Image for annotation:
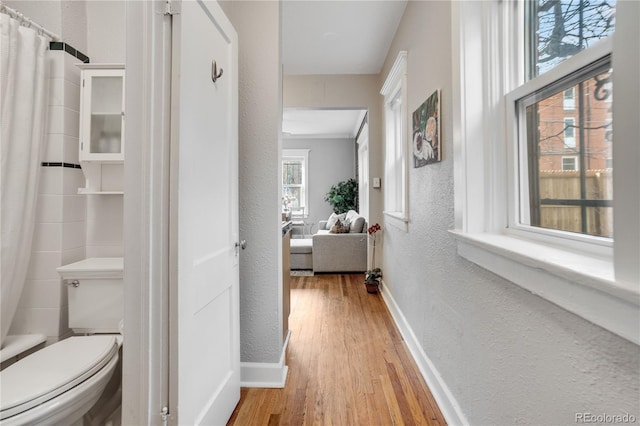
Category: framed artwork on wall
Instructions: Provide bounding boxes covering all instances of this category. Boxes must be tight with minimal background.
[412,89,441,167]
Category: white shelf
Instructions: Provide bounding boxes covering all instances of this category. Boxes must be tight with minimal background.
[78,189,124,195]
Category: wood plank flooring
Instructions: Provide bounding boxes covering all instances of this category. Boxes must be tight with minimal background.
[227,274,447,426]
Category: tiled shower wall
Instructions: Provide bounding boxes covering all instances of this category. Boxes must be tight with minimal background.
[9,48,87,343]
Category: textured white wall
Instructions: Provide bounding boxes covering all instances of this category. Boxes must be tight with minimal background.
[379,2,640,424]
[282,137,356,230]
[220,0,283,363]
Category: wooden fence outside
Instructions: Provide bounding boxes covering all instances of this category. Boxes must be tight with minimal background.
[537,170,613,238]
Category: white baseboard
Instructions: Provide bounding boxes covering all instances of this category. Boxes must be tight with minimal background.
[240,330,290,388]
[380,281,468,426]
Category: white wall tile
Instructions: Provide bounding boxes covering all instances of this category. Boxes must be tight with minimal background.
[39,166,63,195]
[63,195,87,222]
[63,54,82,84]
[65,80,81,112]
[64,136,80,164]
[32,223,63,252]
[63,168,84,195]
[18,280,63,309]
[86,245,124,258]
[27,251,62,280]
[47,105,65,135]
[62,221,86,250]
[44,134,64,163]
[61,247,85,266]
[8,308,29,335]
[30,308,61,337]
[36,195,63,223]
[48,52,65,79]
[63,108,79,138]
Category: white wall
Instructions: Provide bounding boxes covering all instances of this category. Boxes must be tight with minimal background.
[379,2,640,424]
[282,137,356,231]
[219,0,284,364]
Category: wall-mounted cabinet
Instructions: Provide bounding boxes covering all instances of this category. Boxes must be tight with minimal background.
[77,64,125,194]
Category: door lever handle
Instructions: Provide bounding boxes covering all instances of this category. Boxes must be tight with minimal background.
[235,240,247,250]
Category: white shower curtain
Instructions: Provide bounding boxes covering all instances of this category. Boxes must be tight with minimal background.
[0,13,49,347]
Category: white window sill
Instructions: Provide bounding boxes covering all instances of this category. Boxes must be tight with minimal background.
[383,211,408,232]
[449,230,640,345]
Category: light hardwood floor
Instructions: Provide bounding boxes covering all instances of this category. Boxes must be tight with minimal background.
[227,273,447,426]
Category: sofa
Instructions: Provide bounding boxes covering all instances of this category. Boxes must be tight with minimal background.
[312,210,367,273]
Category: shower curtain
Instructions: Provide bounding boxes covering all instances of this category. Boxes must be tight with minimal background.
[0,13,49,347]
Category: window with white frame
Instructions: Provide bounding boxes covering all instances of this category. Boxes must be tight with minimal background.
[380,51,408,227]
[563,87,575,110]
[282,149,309,216]
[451,0,639,344]
[561,156,578,171]
[513,0,615,239]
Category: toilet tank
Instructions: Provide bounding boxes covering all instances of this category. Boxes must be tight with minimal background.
[56,258,123,334]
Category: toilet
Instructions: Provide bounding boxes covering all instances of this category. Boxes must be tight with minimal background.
[0,257,123,426]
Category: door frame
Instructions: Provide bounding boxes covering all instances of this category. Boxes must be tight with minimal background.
[123,0,172,424]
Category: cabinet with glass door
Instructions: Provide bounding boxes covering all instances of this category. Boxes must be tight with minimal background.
[77,64,125,194]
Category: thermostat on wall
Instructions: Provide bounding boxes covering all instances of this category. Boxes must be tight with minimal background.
[372,177,381,188]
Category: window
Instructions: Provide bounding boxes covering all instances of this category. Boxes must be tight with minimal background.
[563,117,576,148]
[563,87,575,110]
[380,51,408,228]
[514,0,615,239]
[282,149,309,216]
[561,156,578,171]
[451,0,639,344]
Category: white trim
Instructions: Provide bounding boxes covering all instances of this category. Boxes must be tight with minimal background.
[123,1,169,424]
[240,331,290,388]
[380,281,468,426]
[381,51,409,228]
[451,230,640,345]
[381,51,407,96]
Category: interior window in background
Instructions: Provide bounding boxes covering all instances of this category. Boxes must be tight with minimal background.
[282,149,309,216]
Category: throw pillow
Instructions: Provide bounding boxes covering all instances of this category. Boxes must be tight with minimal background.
[326,212,346,230]
[330,218,350,234]
[350,216,366,233]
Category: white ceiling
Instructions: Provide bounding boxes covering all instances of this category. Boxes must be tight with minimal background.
[282,0,408,75]
[282,1,406,138]
[283,109,366,139]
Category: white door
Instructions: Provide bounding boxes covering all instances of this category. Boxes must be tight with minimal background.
[170,1,239,424]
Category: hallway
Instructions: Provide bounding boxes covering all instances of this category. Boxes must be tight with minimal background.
[228,274,446,425]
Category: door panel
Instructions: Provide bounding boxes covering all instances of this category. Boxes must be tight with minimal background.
[170,1,239,424]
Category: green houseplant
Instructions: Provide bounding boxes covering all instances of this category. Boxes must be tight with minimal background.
[324,179,358,214]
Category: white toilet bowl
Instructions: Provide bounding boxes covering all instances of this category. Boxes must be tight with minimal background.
[0,335,121,426]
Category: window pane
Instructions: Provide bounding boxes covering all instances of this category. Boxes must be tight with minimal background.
[522,65,613,237]
[283,160,303,185]
[527,0,616,78]
[283,186,301,208]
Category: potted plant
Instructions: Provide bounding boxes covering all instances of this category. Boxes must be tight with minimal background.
[324,178,358,214]
[365,267,382,294]
[364,223,382,293]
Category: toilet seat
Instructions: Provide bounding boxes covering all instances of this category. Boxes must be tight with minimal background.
[0,335,118,420]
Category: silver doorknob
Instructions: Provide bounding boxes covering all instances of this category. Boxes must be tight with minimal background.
[235,240,247,250]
